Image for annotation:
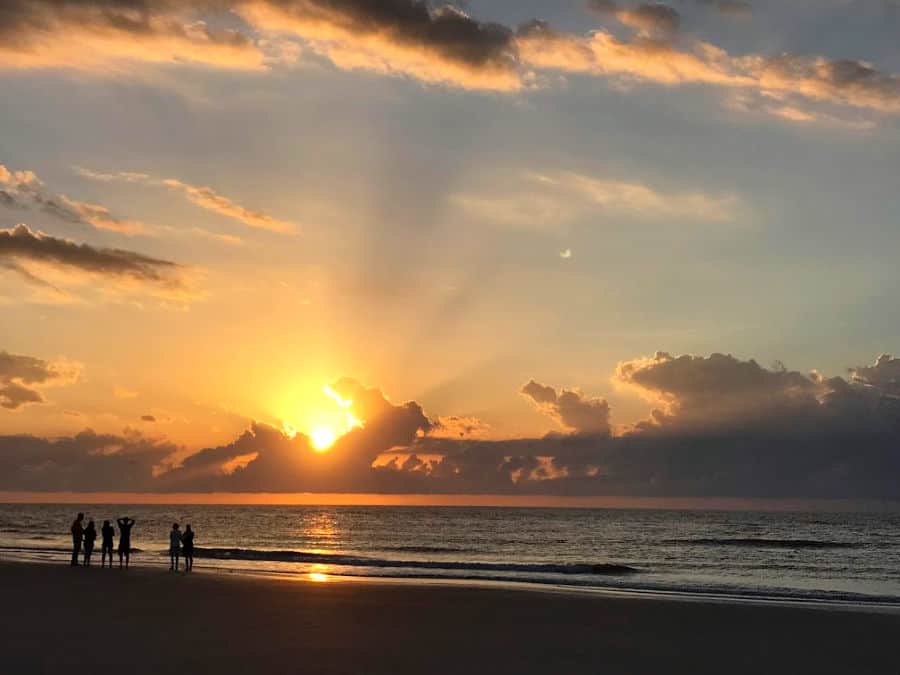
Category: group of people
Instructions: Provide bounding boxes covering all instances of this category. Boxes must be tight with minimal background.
[70,513,134,568]
[69,513,195,572]
[169,522,195,572]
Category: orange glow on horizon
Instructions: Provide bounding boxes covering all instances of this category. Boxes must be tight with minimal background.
[0,491,892,512]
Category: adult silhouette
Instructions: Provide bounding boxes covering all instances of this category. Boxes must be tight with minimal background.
[83,520,97,567]
[169,523,181,571]
[182,524,194,572]
[100,520,115,568]
[117,517,135,569]
[70,513,84,566]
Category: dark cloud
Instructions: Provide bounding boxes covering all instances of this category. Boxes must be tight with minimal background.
[141,414,156,422]
[613,352,821,431]
[0,429,176,491]
[850,353,900,396]
[0,224,182,288]
[237,0,522,89]
[384,352,900,499]
[430,415,491,439]
[521,380,611,435]
[0,0,521,89]
[5,354,900,499]
[156,378,432,491]
[0,350,77,410]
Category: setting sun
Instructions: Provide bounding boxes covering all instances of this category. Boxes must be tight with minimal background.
[310,427,337,452]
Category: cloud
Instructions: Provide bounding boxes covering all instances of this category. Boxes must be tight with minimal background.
[453,169,739,228]
[141,415,157,422]
[430,415,492,439]
[1,164,147,235]
[156,378,432,491]
[0,0,523,89]
[0,429,177,490]
[695,0,752,20]
[1,2,897,123]
[5,353,900,499]
[588,2,682,39]
[613,351,824,429]
[75,167,297,234]
[0,350,80,411]
[0,224,188,300]
[0,0,265,73]
[849,353,900,396]
[516,20,900,121]
[521,380,612,435]
[235,0,523,91]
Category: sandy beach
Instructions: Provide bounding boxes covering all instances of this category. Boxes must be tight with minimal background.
[1,562,897,674]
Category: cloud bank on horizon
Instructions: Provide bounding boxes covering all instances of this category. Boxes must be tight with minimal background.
[3,350,900,500]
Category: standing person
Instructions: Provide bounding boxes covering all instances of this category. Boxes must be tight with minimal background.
[117,517,135,569]
[82,520,97,567]
[181,524,194,572]
[169,523,181,571]
[100,520,115,568]
[70,513,84,566]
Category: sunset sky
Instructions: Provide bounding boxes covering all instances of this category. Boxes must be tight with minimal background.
[3,0,900,501]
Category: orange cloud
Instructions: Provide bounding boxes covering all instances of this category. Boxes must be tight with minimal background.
[0,1,265,73]
[517,22,900,121]
[1,164,149,235]
[76,167,297,235]
[235,1,523,91]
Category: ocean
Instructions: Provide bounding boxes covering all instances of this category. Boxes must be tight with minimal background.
[2,504,899,605]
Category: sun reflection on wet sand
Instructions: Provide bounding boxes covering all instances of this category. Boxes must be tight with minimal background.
[309,563,330,582]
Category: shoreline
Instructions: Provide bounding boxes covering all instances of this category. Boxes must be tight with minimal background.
[4,555,900,616]
[2,560,898,674]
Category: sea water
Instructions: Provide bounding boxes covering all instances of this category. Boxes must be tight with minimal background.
[1,504,899,604]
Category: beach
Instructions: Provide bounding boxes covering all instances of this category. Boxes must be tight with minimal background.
[1,562,897,674]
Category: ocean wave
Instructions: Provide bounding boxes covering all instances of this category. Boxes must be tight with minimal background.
[191,547,639,576]
[380,545,471,554]
[0,545,142,554]
[673,538,858,549]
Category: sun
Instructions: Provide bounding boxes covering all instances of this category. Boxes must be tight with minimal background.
[310,426,337,452]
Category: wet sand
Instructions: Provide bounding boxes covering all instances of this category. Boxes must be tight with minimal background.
[1,561,897,674]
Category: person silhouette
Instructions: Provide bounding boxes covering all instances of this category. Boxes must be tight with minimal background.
[100,520,115,568]
[181,524,194,572]
[83,520,97,567]
[169,523,181,571]
[117,517,135,569]
[70,513,84,566]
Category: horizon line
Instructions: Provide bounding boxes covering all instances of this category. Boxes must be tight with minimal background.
[1,492,899,512]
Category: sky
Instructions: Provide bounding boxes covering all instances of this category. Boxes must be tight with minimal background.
[2,0,900,502]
